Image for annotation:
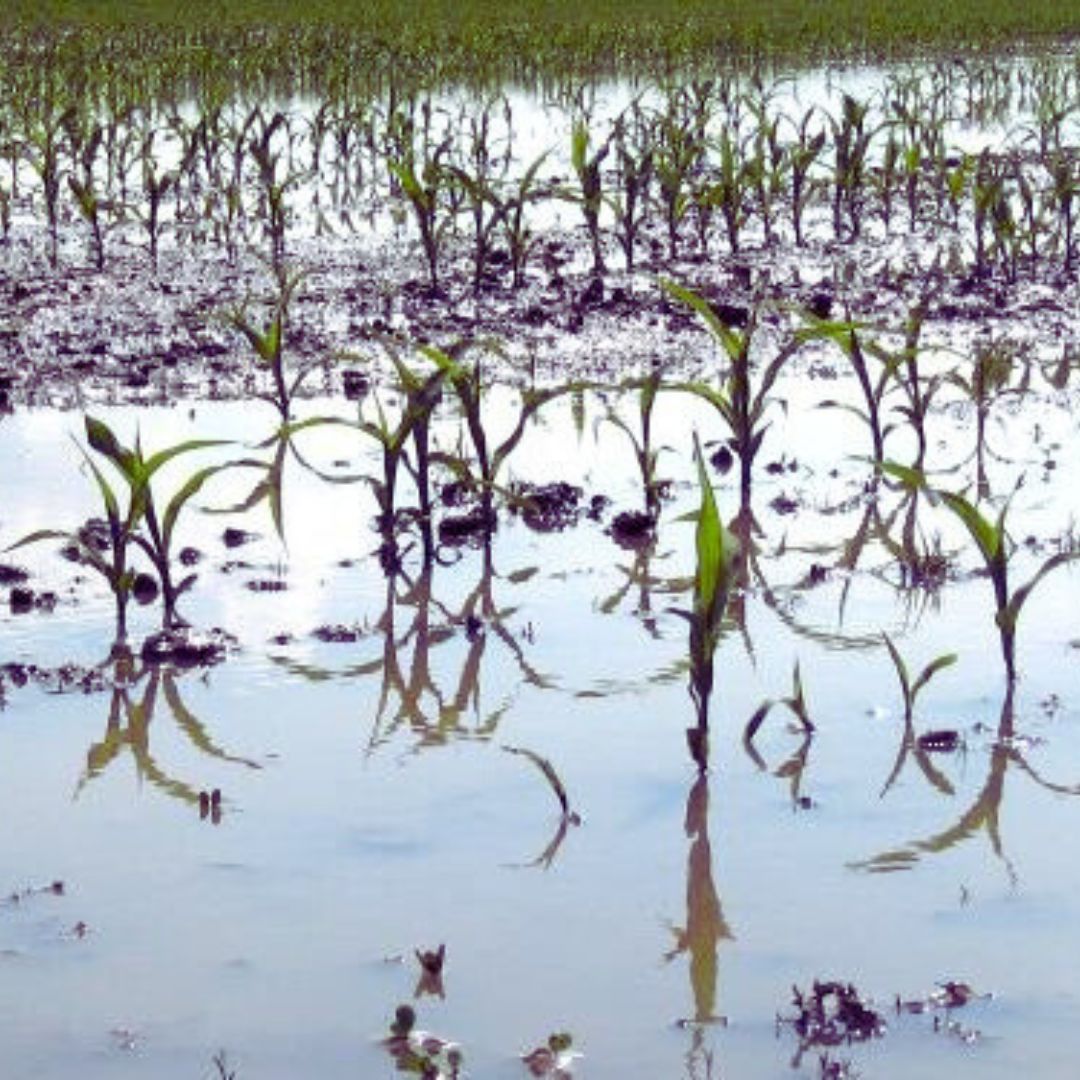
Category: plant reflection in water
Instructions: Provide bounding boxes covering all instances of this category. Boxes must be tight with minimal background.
[77,653,262,814]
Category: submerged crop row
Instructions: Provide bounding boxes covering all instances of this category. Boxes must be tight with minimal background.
[4,275,1077,774]
[3,63,1080,299]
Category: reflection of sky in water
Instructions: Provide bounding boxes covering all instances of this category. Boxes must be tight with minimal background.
[0,360,1079,1076]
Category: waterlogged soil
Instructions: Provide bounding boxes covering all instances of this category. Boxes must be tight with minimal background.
[1,194,1077,414]
[1,71,1079,413]
[2,77,1080,1080]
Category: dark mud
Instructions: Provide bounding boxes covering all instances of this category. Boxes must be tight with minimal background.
[1,188,1077,413]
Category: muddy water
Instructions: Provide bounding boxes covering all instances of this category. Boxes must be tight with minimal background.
[1,375,1079,1079]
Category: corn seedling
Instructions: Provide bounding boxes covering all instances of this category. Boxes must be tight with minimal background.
[568,117,610,278]
[786,109,826,247]
[673,433,741,770]
[829,93,878,240]
[388,107,454,294]
[881,296,944,471]
[63,111,112,270]
[351,345,449,558]
[608,101,654,273]
[19,100,73,267]
[945,337,1027,498]
[665,280,800,512]
[744,93,787,247]
[248,110,305,272]
[135,128,175,270]
[496,148,551,289]
[884,462,1078,683]
[446,99,513,295]
[798,311,897,471]
[702,123,751,255]
[604,366,667,522]
[1047,151,1078,274]
[227,266,323,423]
[422,343,577,526]
[653,92,706,260]
[9,417,225,650]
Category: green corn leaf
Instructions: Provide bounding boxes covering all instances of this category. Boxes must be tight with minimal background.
[817,400,873,428]
[7,529,112,582]
[661,278,742,361]
[76,443,123,531]
[6,527,74,552]
[570,121,588,176]
[161,462,233,551]
[142,438,229,481]
[999,551,1078,635]
[85,416,136,477]
[880,460,927,492]
[691,432,738,632]
[936,490,1003,568]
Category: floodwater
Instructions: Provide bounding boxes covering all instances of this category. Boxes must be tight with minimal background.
[2,368,1079,1077]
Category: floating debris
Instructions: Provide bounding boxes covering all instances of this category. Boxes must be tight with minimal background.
[916,729,961,753]
[779,980,885,1070]
[2,880,65,908]
[521,1031,580,1077]
[140,626,236,667]
[382,1003,463,1078]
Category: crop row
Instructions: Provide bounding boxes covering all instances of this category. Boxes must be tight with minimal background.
[3,5,1080,102]
[3,64,1080,292]
[6,276,1077,733]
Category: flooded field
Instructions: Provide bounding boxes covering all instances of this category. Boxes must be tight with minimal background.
[3,361,1080,1078]
[2,48,1080,1080]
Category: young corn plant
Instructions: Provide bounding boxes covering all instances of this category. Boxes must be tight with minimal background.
[20,101,74,267]
[653,101,703,260]
[248,110,305,273]
[86,417,232,629]
[745,96,787,247]
[135,128,175,270]
[883,463,1078,683]
[63,112,112,271]
[446,98,514,295]
[497,148,551,289]
[360,342,449,557]
[1047,152,1078,275]
[829,93,878,241]
[702,124,751,255]
[9,417,224,651]
[797,311,897,471]
[877,295,944,472]
[388,109,455,294]
[604,366,667,522]
[568,118,611,278]
[226,267,322,423]
[786,110,826,247]
[422,343,577,528]
[608,103,654,273]
[674,433,741,771]
[946,337,1027,499]
[664,280,801,513]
